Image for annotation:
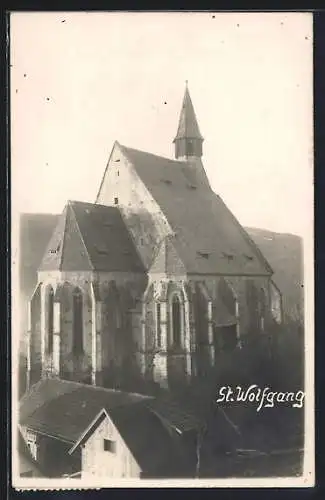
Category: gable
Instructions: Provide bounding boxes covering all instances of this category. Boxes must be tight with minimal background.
[39,200,145,273]
[71,201,145,273]
[60,203,93,271]
[96,142,173,270]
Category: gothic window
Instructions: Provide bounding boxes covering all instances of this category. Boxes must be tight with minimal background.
[270,282,282,324]
[47,286,54,354]
[115,306,122,329]
[72,288,83,354]
[246,280,260,332]
[218,278,236,316]
[219,325,238,352]
[156,302,161,348]
[171,295,182,348]
[259,288,267,331]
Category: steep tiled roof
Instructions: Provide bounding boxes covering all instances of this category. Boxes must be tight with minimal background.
[39,201,145,273]
[19,380,191,477]
[174,86,203,141]
[148,393,203,433]
[20,379,150,444]
[119,144,273,276]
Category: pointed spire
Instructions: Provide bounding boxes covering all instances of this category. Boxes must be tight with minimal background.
[174,83,203,142]
[173,83,204,160]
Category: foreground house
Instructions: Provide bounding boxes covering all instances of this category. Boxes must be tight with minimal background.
[19,379,203,478]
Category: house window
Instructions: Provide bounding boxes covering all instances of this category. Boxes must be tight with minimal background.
[26,431,38,461]
[47,286,54,353]
[72,288,83,354]
[156,303,161,348]
[114,197,118,205]
[171,295,182,348]
[103,439,116,453]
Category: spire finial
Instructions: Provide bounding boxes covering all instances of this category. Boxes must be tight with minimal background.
[185,79,188,87]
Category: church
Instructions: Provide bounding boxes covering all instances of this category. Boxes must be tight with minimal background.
[26,83,282,394]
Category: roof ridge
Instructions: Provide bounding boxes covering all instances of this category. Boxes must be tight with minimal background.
[21,379,151,425]
[38,378,152,399]
[119,143,187,165]
[68,200,124,213]
[95,140,119,203]
[58,203,69,271]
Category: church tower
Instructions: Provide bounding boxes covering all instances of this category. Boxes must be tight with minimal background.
[173,82,204,160]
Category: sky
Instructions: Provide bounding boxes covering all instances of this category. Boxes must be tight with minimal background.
[10,12,313,237]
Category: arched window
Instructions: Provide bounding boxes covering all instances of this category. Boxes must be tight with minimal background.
[47,286,54,353]
[156,303,161,348]
[246,280,260,332]
[72,288,83,354]
[259,288,267,331]
[171,295,182,348]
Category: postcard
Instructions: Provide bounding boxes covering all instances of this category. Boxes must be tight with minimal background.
[10,11,314,489]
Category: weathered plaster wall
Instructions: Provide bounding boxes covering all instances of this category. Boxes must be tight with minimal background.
[81,414,141,479]
[96,144,173,269]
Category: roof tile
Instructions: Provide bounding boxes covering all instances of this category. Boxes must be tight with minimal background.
[39,201,145,273]
[119,144,272,276]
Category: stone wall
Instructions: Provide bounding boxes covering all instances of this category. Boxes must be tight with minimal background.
[96,143,173,269]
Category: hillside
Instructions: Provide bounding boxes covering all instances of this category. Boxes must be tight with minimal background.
[20,213,59,298]
[246,227,303,322]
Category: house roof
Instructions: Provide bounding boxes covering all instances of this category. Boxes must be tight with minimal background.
[19,380,192,477]
[39,201,145,273]
[148,393,203,434]
[174,85,203,141]
[118,144,273,276]
[19,379,149,444]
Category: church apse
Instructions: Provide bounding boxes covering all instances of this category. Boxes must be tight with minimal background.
[141,280,194,390]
